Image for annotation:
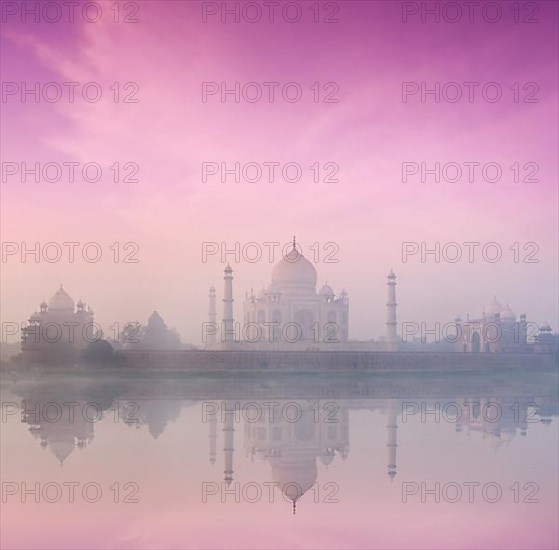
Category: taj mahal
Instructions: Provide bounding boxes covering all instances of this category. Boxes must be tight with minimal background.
[203,239,554,355]
[205,239,398,351]
[17,238,556,362]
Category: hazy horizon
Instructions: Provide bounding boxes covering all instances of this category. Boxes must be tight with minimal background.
[2,2,557,347]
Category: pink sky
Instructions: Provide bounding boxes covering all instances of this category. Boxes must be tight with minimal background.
[1,1,558,344]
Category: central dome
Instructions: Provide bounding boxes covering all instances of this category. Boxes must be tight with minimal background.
[48,285,75,312]
[272,248,317,289]
[485,296,503,317]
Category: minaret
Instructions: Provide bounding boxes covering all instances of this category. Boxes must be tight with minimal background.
[222,265,235,347]
[386,270,398,351]
[223,406,235,486]
[209,414,217,465]
[386,401,398,482]
[208,285,217,346]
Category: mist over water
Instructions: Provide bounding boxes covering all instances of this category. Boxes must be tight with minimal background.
[1,371,558,549]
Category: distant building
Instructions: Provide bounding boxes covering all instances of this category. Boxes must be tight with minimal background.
[455,297,531,353]
[21,285,97,362]
[124,311,182,350]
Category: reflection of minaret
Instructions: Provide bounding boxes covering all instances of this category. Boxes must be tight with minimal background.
[223,406,235,486]
[208,285,217,347]
[223,265,235,347]
[209,414,217,465]
[386,270,398,351]
[386,401,398,481]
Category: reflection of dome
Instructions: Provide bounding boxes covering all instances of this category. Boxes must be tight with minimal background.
[485,296,503,317]
[270,458,318,511]
[49,285,75,312]
[48,435,76,464]
[500,304,516,322]
[272,248,317,289]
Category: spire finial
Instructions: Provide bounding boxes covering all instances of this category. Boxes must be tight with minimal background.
[292,236,296,250]
[293,500,296,515]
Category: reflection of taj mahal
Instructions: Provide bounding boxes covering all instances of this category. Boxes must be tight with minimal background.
[205,397,552,512]
[13,375,556,514]
[242,402,349,512]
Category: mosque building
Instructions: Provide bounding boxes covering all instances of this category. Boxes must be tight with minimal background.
[21,285,97,362]
[454,297,530,353]
[243,241,349,345]
[208,239,399,351]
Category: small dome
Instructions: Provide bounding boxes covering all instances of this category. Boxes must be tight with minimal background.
[48,285,74,312]
[500,304,516,322]
[272,247,317,290]
[76,299,84,309]
[29,311,41,321]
